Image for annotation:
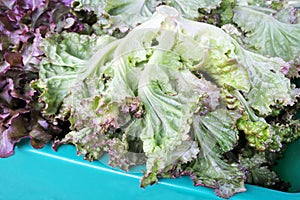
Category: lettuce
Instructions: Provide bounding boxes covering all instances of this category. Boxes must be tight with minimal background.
[184,109,245,198]
[165,0,222,18]
[0,0,299,198]
[71,0,224,35]
[36,32,116,114]
[35,5,300,198]
[233,6,300,62]
[0,0,73,158]
[71,0,158,35]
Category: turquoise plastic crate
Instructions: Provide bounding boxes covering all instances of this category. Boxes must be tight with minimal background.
[0,138,299,200]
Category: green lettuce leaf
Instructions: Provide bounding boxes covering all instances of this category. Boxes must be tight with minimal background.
[176,12,297,115]
[237,114,271,151]
[36,32,115,114]
[184,24,250,92]
[235,50,297,115]
[185,109,245,199]
[233,6,300,61]
[166,0,222,19]
[197,0,236,26]
[138,64,219,185]
[71,0,224,35]
[72,0,157,34]
[239,151,280,188]
[53,127,108,161]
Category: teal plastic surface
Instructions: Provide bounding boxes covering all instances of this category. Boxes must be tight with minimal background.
[274,138,300,193]
[0,139,299,200]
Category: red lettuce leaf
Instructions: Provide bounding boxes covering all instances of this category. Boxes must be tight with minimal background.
[0,0,76,157]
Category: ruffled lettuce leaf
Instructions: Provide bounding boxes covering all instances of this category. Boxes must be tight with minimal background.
[35,32,116,114]
[166,0,222,19]
[267,99,300,144]
[53,127,108,161]
[183,23,250,92]
[138,64,219,185]
[0,74,62,157]
[236,50,298,115]
[0,114,28,157]
[72,0,157,34]
[185,109,245,199]
[197,0,236,26]
[175,12,297,116]
[233,6,300,61]
[237,144,291,192]
[237,113,273,151]
[274,6,300,24]
[71,0,223,35]
[239,150,281,188]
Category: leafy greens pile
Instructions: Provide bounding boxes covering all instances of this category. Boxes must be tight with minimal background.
[1,0,300,199]
[0,0,77,158]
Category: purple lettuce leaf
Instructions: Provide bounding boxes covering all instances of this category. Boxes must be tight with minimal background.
[0,66,64,157]
[0,113,28,157]
[0,0,78,158]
